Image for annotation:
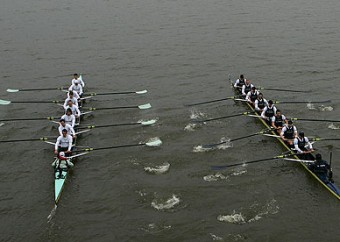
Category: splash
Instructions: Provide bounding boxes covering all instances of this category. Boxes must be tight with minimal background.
[190,110,206,120]
[145,137,162,146]
[217,138,232,150]
[140,223,172,234]
[151,194,180,210]
[318,105,333,112]
[306,103,316,110]
[328,123,340,130]
[218,199,279,224]
[193,137,232,152]
[203,172,229,182]
[184,123,198,131]
[209,233,223,241]
[144,162,170,174]
[193,145,213,152]
[0,123,4,127]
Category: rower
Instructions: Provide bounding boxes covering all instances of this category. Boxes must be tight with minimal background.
[261,100,277,125]
[293,131,314,160]
[64,100,81,118]
[61,108,76,128]
[72,73,85,88]
[245,86,259,105]
[309,153,333,183]
[271,109,287,133]
[63,91,79,109]
[58,119,76,139]
[54,129,73,156]
[234,74,246,88]
[67,89,80,100]
[254,93,268,113]
[69,80,83,97]
[241,79,254,97]
[52,151,74,179]
[280,120,297,147]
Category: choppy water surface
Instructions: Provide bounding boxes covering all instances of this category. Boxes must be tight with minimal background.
[1,0,340,241]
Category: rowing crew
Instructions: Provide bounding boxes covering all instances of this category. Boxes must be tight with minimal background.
[234,74,333,182]
[53,74,85,174]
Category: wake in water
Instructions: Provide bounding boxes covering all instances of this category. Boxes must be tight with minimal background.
[151,194,180,211]
[217,199,279,224]
[307,103,333,111]
[140,223,172,234]
[144,162,170,174]
[47,205,57,223]
[185,110,208,131]
[328,123,340,130]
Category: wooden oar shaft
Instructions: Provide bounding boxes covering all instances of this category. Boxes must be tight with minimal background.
[78,122,140,129]
[195,112,248,122]
[79,143,144,151]
[292,118,340,123]
[186,97,234,107]
[11,100,61,104]
[212,157,278,170]
[89,106,139,111]
[0,117,54,121]
[0,137,50,143]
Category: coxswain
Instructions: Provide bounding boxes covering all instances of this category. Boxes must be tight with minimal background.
[61,108,76,128]
[234,74,246,88]
[293,131,314,160]
[64,100,81,118]
[271,109,287,133]
[245,86,259,105]
[309,153,333,183]
[254,93,268,113]
[58,119,76,139]
[54,129,73,155]
[52,151,74,179]
[72,73,85,87]
[241,79,254,97]
[63,90,79,109]
[280,120,297,147]
[261,100,277,124]
[69,80,83,97]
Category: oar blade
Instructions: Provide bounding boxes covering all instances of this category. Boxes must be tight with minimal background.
[136,90,148,94]
[6,89,19,93]
[145,138,162,147]
[0,99,11,105]
[140,119,157,125]
[138,103,152,110]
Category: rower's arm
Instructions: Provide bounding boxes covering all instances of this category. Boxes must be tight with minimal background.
[293,138,303,153]
[55,137,60,152]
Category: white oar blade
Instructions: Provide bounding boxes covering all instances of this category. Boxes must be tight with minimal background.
[145,138,162,147]
[138,103,152,110]
[136,89,147,94]
[81,111,93,116]
[140,119,157,125]
[7,89,19,93]
[44,141,56,145]
[76,130,91,135]
[69,152,88,159]
[0,99,11,105]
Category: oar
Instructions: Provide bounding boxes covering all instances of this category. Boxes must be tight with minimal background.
[211,155,285,170]
[192,112,252,123]
[185,97,236,107]
[290,117,340,123]
[77,119,157,130]
[0,116,55,122]
[6,87,66,93]
[76,138,163,152]
[310,137,340,141]
[0,99,62,105]
[84,103,152,111]
[202,129,272,149]
[257,87,307,93]
[86,90,147,96]
[0,137,51,143]
[274,100,331,104]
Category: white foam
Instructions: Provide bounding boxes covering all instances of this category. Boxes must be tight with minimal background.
[209,233,223,241]
[184,123,197,131]
[0,123,4,127]
[203,173,229,182]
[151,194,180,210]
[328,123,340,130]
[144,162,170,174]
[192,145,213,152]
[217,211,246,224]
[190,110,206,120]
[318,105,333,112]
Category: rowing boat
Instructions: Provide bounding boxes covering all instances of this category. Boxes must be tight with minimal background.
[232,82,340,200]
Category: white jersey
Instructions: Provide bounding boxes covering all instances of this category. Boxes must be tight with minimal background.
[246,90,260,102]
[281,125,297,138]
[72,76,85,87]
[64,105,81,118]
[234,78,246,88]
[61,114,76,127]
[55,135,73,152]
[63,97,78,109]
[294,137,313,154]
[242,84,254,96]
[58,123,75,136]
[69,84,83,96]
[271,114,287,123]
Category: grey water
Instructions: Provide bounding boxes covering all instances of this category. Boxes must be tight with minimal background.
[1,0,340,241]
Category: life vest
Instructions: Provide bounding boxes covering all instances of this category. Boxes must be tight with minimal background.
[274,115,284,127]
[257,99,266,109]
[297,137,306,150]
[244,84,252,94]
[237,79,245,87]
[284,126,295,139]
[265,106,275,118]
[250,91,258,102]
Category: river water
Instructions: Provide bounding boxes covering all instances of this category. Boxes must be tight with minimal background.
[1,0,340,241]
